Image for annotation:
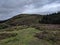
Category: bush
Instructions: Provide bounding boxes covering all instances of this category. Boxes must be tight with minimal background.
[0,24,9,29]
[35,31,60,42]
[0,33,17,40]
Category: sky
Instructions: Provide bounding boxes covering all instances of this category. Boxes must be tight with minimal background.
[0,0,60,20]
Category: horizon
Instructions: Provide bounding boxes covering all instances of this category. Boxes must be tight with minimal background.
[0,12,60,21]
[0,0,60,20]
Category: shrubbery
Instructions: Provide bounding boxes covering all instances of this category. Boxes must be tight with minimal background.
[35,31,60,42]
[0,24,9,29]
[40,12,60,24]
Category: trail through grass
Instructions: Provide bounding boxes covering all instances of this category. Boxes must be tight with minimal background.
[0,27,52,45]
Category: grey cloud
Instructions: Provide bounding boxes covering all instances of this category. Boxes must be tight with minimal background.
[0,0,60,20]
[22,3,60,14]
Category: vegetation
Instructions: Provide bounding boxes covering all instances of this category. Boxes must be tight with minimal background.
[40,12,60,24]
[0,13,60,45]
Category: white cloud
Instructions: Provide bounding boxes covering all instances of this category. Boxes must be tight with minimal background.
[22,3,60,14]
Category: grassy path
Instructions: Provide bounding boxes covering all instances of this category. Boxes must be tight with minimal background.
[0,28,52,45]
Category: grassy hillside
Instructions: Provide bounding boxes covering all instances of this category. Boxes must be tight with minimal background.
[0,14,60,45]
[0,13,60,29]
[0,26,60,45]
[0,14,43,29]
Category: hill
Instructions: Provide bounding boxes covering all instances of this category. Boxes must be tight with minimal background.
[0,13,60,45]
[0,13,60,29]
[0,14,43,29]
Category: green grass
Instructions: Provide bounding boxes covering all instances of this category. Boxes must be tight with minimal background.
[0,27,52,45]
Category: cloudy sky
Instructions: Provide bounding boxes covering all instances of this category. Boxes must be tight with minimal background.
[0,0,60,20]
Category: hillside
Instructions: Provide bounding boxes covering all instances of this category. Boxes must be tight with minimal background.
[0,14,60,45]
[0,13,60,29]
[0,26,60,45]
[0,14,43,29]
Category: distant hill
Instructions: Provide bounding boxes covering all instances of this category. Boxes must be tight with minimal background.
[0,12,60,29]
[0,14,43,29]
[3,14,43,25]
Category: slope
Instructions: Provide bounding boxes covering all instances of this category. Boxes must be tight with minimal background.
[0,26,55,45]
